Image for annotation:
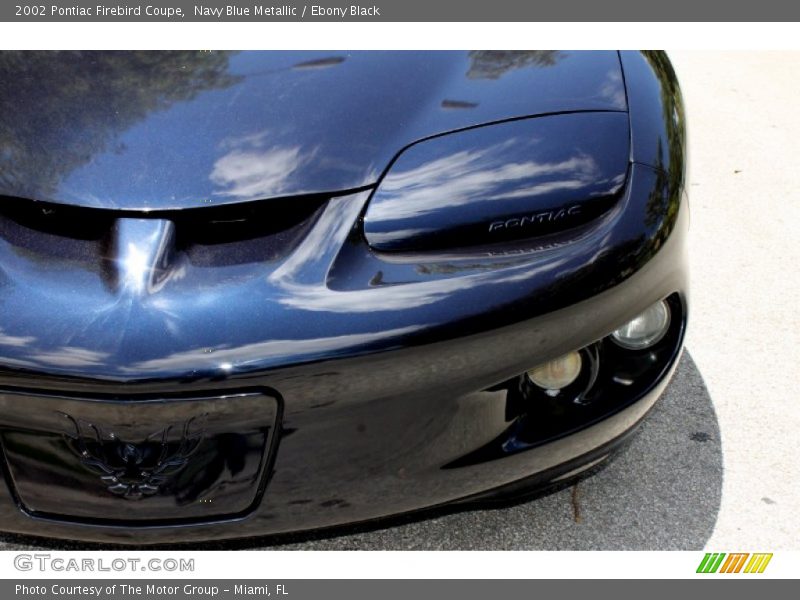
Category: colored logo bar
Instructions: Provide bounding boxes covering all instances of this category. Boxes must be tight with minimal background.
[697,553,773,573]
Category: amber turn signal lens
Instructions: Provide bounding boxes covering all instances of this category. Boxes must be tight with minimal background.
[527,351,583,390]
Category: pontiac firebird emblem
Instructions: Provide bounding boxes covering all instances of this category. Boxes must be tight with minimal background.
[60,413,206,499]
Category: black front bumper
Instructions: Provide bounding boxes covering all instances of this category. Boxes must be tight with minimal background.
[0,156,688,543]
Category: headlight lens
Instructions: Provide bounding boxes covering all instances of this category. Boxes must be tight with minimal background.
[611,300,671,350]
[362,112,630,252]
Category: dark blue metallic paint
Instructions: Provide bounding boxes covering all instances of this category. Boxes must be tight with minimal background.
[620,50,687,187]
[0,51,626,210]
[0,51,688,545]
[363,111,630,251]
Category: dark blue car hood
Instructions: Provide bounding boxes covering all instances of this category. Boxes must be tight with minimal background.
[0,51,626,211]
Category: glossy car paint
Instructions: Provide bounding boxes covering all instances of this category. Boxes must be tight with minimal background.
[363,112,630,252]
[0,51,688,544]
[0,51,626,210]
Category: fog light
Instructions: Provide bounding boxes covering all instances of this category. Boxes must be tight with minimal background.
[527,351,583,390]
[611,300,671,350]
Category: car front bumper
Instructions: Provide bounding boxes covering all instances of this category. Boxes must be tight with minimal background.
[0,158,688,544]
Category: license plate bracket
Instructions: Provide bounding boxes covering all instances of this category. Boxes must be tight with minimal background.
[0,389,280,524]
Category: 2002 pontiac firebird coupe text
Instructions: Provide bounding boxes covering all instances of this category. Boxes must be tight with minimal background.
[0,50,687,544]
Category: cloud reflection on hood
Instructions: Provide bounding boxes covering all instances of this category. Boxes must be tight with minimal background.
[368,142,601,222]
[210,130,317,199]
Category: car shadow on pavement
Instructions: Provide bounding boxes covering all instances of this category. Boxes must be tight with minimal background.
[0,351,721,551]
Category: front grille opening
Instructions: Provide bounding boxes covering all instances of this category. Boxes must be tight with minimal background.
[173,195,327,267]
[0,194,329,269]
[0,196,113,265]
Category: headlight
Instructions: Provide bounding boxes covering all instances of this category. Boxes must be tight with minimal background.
[362,112,630,252]
[611,300,671,350]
